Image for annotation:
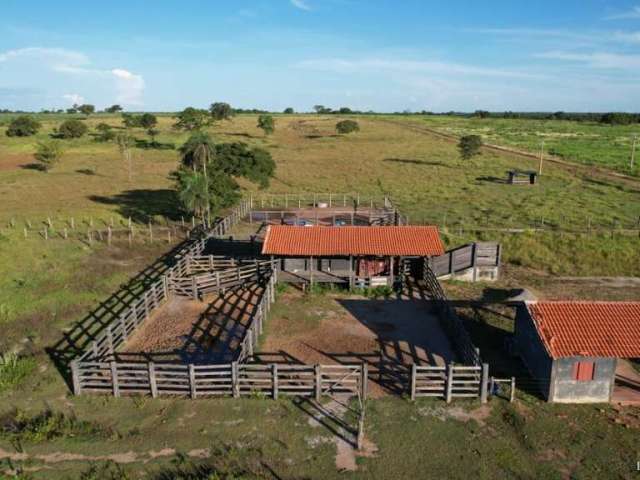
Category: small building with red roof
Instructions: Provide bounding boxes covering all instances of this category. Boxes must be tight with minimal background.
[261,225,445,287]
[514,301,640,403]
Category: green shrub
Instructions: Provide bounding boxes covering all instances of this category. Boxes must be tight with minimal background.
[336,120,360,134]
[57,119,88,139]
[458,135,482,160]
[0,408,109,443]
[0,353,36,392]
[5,116,41,137]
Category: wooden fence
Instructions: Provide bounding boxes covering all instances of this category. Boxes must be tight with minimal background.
[73,361,365,400]
[411,364,489,402]
[168,260,277,299]
[248,193,390,210]
[421,261,482,366]
[429,242,501,278]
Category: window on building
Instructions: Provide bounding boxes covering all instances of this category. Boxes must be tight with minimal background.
[572,361,595,381]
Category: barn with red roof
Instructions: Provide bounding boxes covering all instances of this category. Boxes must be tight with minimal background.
[261,225,445,287]
[514,301,640,403]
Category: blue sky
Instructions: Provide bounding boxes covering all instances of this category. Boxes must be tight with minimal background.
[1,0,640,112]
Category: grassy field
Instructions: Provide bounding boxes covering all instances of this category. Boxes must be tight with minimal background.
[0,113,639,478]
[420,115,640,177]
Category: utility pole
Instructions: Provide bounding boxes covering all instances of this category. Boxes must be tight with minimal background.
[538,140,545,176]
[631,135,637,171]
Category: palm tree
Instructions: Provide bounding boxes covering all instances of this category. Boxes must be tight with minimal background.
[176,170,209,222]
[179,132,216,224]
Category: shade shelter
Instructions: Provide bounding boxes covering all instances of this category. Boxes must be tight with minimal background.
[514,301,640,403]
[261,225,445,287]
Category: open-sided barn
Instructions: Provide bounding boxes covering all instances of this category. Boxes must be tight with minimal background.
[261,225,445,287]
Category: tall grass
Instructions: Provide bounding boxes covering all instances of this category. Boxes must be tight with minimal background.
[0,353,35,393]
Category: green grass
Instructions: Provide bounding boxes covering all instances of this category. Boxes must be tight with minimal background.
[0,354,36,394]
[0,113,639,478]
[421,115,640,177]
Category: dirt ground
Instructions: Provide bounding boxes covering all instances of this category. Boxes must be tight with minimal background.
[258,290,455,396]
[120,283,264,363]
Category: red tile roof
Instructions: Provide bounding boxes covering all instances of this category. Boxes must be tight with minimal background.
[526,301,640,359]
[261,225,445,257]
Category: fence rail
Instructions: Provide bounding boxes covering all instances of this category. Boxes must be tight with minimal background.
[248,193,390,210]
[411,363,489,402]
[421,261,482,366]
[429,242,500,278]
[74,361,364,400]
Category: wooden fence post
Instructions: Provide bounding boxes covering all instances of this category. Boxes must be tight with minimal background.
[480,363,489,404]
[410,363,417,401]
[247,330,254,358]
[71,360,81,395]
[192,276,198,300]
[361,363,368,401]
[272,364,278,400]
[149,362,158,398]
[189,364,197,399]
[232,361,239,398]
[510,377,516,403]
[315,365,322,401]
[110,361,120,397]
[445,363,454,403]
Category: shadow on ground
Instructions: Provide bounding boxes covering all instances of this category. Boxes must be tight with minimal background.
[89,189,183,222]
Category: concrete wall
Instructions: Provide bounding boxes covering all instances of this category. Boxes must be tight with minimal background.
[513,305,553,399]
[550,357,616,403]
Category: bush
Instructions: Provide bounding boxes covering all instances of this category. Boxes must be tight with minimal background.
[0,408,109,443]
[5,116,41,137]
[57,119,88,139]
[458,135,482,160]
[257,114,275,135]
[336,120,360,134]
[33,140,64,171]
[94,123,116,142]
[0,353,36,392]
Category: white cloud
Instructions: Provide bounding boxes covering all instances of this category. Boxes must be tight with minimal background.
[290,0,311,11]
[605,6,640,20]
[63,93,85,105]
[0,46,145,107]
[613,31,640,43]
[0,47,89,67]
[111,69,145,105]
[535,51,640,69]
[297,57,545,79]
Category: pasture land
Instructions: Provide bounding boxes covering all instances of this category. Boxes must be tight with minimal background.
[420,114,640,177]
[0,113,639,478]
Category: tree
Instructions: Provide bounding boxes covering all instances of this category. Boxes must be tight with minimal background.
[105,104,123,113]
[179,132,216,172]
[283,107,294,114]
[257,115,275,136]
[33,140,64,172]
[210,102,235,121]
[77,104,95,116]
[314,105,332,114]
[147,128,160,145]
[458,135,483,160]
[338,107,353,114]
[473,110,490,119]
[335,120,360,134]
[5,115,41,137]
[57,119,88,138]
[116,132,135,182]
[139,113,158,130]
[173,107,211,131]
[175,170,210,221]
[214,142,275,188]
[95,123,116,142]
